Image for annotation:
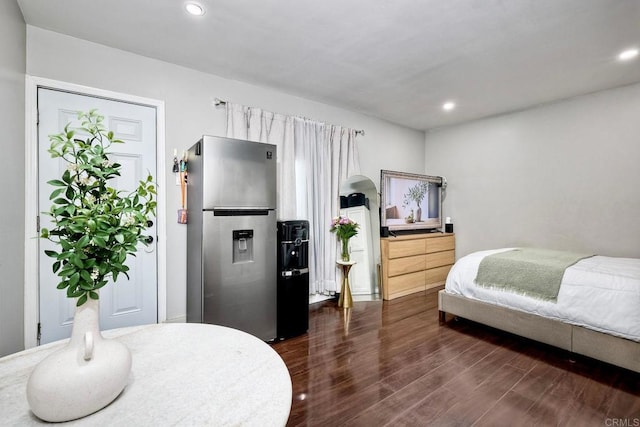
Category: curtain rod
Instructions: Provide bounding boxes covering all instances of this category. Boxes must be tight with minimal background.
[214,97,365,136]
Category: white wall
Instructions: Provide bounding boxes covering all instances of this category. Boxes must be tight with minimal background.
[424,83,640,259]
[26,26,425,322]
[0,1,26,356]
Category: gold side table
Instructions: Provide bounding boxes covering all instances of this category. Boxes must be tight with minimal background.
[336,260,356,309]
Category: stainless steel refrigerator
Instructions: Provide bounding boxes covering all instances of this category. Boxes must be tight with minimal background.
[186,135,277,341]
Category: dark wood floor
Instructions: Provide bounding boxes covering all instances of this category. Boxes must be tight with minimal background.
[271,291,640,426]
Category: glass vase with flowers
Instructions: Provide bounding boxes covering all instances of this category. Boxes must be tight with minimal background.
[330,215,359,262]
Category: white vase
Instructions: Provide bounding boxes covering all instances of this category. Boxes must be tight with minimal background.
[26,296,132,422]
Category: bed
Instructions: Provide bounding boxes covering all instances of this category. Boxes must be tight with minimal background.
[438,248,640,373]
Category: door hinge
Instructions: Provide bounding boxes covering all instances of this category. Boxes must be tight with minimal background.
[37,322,41,345]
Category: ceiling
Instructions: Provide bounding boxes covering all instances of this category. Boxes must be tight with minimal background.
[17,0,640,131]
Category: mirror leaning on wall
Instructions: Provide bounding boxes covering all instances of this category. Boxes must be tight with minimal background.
[338,175,381,300]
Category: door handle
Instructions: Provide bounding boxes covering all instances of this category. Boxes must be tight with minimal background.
[143,235,156,254]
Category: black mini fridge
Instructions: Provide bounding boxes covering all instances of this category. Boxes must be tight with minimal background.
[277,220,310,340]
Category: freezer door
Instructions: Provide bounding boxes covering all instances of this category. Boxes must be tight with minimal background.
[202,210,277,341]
[201,136,277,209]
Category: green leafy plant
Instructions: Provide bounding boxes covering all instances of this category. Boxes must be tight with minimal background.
[40,109,156,306]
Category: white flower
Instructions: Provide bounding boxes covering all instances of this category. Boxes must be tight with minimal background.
[121,213,136,227]
[90,267,99,281]
[76,171,96,186]
[85,194,96,204]
[101,159,113,168]
[76,172,87,184]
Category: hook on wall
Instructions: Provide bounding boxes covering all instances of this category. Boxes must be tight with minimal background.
[172,149,180,173]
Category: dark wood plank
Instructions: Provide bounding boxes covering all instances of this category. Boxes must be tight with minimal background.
[344,360,462,426]
[433,364,527,425]
[271,292,640,426]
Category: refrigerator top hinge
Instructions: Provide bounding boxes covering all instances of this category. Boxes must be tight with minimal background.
[37,322,41,345]
[195,141,201,156]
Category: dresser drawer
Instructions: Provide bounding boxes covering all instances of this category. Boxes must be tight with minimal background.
[425,250,455,269]
[387,271,425,296]
[388,255,426,277]
[426,235,455,253]
[425,265,452,285]
[388,239,427,258]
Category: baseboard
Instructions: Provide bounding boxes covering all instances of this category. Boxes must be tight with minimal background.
[164,315,187,323]
[309,294,334,304]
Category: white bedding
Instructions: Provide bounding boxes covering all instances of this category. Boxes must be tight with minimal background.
[445,248,640,342]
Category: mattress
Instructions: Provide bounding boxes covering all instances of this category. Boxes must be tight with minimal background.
[445,249,640,342]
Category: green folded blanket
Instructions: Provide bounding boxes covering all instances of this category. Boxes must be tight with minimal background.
[475,248,594,301]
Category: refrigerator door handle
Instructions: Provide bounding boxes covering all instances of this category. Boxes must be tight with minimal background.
[211,208,273,216]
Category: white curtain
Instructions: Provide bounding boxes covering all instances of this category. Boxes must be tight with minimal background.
[226,103,360,294]
[226,103,297,220]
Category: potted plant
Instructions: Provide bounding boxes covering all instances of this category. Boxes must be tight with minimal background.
[27,109,156,422]
[402,182,430,222]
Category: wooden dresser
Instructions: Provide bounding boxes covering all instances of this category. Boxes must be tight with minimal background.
[380,233,455,300]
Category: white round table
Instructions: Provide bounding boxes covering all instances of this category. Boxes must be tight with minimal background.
[0,323,292,426]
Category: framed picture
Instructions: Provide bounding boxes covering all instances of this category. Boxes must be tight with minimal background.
[380,170,442,232]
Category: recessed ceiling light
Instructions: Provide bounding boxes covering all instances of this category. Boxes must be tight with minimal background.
[185,3,205,16]
[618,48,638,61]
[442,101,456,111]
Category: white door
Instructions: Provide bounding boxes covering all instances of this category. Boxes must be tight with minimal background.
[38,88,158,344]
